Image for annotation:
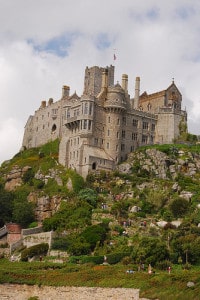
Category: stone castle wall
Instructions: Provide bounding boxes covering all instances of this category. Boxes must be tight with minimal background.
[0,284,149,300]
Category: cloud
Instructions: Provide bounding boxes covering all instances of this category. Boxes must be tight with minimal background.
[0,0,200,164]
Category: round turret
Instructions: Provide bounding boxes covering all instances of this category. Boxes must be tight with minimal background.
[104,84,127,111]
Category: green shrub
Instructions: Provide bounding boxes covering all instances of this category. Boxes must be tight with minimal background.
[156,260,171,270]
[52,238,69,251]
[106,252,131,264]
[21,243,49,261]
[69,255,104,265]
[169,197,189,218]
[22,168,35,184]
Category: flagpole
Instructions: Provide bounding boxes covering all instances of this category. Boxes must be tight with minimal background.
[113,49,117,65]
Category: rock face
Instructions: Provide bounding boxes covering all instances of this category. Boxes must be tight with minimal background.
[0,284,149,300]
[118,148,200,180]
[4,166,31,191]
[27,193,62,222]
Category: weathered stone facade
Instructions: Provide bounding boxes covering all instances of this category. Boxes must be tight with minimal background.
[22,65,187,178]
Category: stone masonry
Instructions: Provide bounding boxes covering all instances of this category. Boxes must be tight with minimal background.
[0,284,150,300]
[22,65,187,178]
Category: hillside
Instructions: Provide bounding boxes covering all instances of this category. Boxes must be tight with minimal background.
[1,141,200,265]
[1,141,200,298]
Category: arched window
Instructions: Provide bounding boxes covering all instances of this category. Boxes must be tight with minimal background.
[52,124,56,132]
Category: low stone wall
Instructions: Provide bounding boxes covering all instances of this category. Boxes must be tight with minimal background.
[0,284,150,300]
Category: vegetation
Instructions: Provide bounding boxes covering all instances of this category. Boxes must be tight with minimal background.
[1,141,200,298]
[0,259,200,299]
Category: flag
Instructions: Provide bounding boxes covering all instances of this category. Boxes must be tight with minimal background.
[114,53,116,60]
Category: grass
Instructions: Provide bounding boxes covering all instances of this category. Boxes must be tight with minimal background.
[0,259,200,299]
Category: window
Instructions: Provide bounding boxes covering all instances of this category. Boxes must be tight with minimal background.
[132,133,138,140]
[108,129,110,136]
[89,103,92,115]
[107,143,109,149]
[117,118,120,125]
[142,135,148,144]
[84,103,88,114]
[151,123,155,131]
[121,144,125,151]
[67,108,70,118]
[122,116,126,125]
[88,120,92,130]
[143,121,149,130]
[117,132,119,138]
[116,144,118,151]
[122,130,126,138]
[52,124,56,132]
[108,116,110,123]
[147,103,151,111]
[83,120,87,129]
[133,119,138,127]
[94,138,98,146]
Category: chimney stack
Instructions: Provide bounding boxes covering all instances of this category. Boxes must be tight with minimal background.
[122,74,128,93]
[101,68,108,91]
[134,77,140,109]
[62,85,70,97]
[40,101,46,108]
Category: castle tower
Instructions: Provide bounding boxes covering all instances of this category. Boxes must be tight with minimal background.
[83,65,114,97]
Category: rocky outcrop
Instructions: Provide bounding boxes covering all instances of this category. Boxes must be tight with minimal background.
[4,165,31,191]
[27,192,62,222]
[118,148,200,180]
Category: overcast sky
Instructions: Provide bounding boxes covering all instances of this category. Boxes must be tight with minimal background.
[0,0,200,164]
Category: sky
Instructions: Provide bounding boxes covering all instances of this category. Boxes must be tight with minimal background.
[1,0,200,164]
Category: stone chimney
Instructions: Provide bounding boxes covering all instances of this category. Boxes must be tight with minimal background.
[40,101,46,108]
[48,98,53,105]
[122,74,128,93]
[62,85,70,97]
[101,68,108,91]
[134,77,140,109]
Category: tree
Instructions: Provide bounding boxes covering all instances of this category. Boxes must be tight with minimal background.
[10,189,35,228]
[0,185,14,226]
[81,223,109,251]
[12,199,35,228]
[42,199,92,232]
[78,188,98,208]
[136,237,169,266]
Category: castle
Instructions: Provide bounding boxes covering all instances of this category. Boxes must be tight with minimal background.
[22,65,187,178]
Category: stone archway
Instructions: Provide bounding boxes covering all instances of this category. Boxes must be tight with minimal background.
[92,162,96,170]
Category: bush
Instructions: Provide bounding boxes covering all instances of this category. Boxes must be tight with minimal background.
[52,238,69,251]
[156,260,171,270]
[22,168,35,184]
[69,255,104,265]
[106,252,131,264]
[21,243,49,261]
[169,198,189,218]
